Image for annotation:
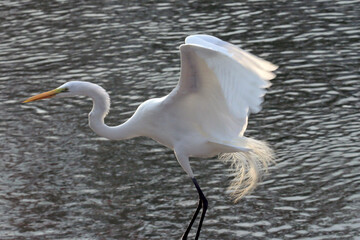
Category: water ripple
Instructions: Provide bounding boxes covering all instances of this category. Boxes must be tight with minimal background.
[1,0,360,239]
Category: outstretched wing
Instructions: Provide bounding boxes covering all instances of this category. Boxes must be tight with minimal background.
[165,35,278,142]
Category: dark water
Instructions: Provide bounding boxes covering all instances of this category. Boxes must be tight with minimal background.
[1,0,360,239]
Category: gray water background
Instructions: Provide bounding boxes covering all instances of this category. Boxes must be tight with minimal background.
[1,0,359,239]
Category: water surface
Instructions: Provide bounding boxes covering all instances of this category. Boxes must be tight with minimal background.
[1,0,359,239]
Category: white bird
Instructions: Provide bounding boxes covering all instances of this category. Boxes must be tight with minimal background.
[24,35,278,239]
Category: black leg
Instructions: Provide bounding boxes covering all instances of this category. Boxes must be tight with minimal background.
[193,178,208,240]
[182,198,202,239]
[181,178,208,240]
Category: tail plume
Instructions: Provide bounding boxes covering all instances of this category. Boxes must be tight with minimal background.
[219,138,274,202]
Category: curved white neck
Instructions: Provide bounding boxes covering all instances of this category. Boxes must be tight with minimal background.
[83,82,138,140]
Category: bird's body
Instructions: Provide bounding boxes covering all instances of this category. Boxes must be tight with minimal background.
[83,81,247,162]
[24,34,278,239]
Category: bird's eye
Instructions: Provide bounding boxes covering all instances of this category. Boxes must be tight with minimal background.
[63,88,69,92]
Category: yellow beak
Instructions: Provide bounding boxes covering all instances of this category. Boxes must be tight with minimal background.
[23,88,64,103]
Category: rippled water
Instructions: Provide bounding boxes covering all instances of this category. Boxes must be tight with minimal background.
[1,0,359,239]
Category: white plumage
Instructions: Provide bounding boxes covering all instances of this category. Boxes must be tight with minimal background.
[24,35,278,239]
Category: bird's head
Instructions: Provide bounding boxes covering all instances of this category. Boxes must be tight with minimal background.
[23,81,88,103]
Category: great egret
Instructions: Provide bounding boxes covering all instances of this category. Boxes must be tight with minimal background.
[24,35,277,239]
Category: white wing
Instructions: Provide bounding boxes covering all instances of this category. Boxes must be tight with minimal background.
[164,35,278,143]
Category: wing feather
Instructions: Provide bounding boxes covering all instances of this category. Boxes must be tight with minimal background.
[165,35,277,141]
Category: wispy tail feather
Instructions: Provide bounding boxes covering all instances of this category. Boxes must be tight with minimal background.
[219,138,274,202]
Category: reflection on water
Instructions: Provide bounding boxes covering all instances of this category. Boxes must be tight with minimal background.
[1,0,359,239]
